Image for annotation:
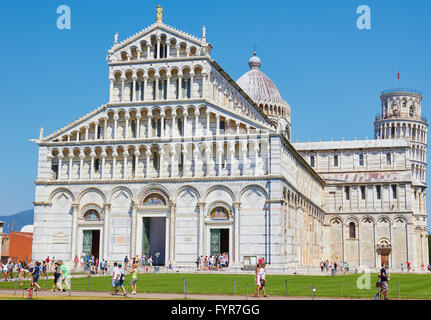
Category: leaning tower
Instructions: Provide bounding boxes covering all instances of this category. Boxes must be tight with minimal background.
[374,88,429,268]
[374,88,427,185]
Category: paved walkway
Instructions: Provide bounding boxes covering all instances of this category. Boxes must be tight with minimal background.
[0,288,370,300]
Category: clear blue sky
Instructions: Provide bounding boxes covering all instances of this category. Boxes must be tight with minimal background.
[0,0,430,229]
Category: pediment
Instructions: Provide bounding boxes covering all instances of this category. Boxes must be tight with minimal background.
[107,22,209,63]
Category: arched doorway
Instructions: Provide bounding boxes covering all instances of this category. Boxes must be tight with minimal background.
[376,239,392,268]
[136,188,170,266]
[206,203,233,258]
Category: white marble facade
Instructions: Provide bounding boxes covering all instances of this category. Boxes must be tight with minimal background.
[32,11,428,271]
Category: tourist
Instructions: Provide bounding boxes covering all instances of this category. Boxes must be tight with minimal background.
[253,263,261,297]
[320,261,324,272]
[7,260,14,280]
[50,262,61,292]
[406,261,411,272]
[74,255,79,270]
[103,259,108,275]
[124,256,129,268]
[59,260,70,291]
[117,263,126,295]
[148,256,153,268]
[141,254,146,266]
[259,263,268,297]
[375,264,390,300]
[130,262,138,294]
[30,261,42,291]
[2,262,7,281]
[196,256,200,270]
[111,262,120,295]
[401,263,404,271]
[41,261,48,279]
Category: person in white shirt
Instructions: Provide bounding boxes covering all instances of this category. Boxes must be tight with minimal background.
[259,263,268,297]
[111,262,120,295]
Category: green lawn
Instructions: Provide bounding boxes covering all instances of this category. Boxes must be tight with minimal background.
[1,272,430,299]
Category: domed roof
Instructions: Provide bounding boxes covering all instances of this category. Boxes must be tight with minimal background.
[236,52,284,105]
[21,225,34,233]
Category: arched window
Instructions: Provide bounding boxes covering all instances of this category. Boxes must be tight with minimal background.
[83,209,101,221]
[210,207,229,220]
[143,193,166,206]
[349,222,356,239]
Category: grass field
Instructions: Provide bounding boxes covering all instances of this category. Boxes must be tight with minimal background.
[1,272,430,299]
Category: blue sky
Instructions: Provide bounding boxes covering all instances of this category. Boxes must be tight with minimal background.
[0,0,430,229]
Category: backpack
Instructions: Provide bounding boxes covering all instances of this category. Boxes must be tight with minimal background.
[120,272,125,282]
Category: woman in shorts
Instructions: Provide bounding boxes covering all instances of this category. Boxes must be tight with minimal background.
[253,263,261,297]
[130,263,138,294]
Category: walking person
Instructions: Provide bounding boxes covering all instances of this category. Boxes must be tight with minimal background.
[30,262,42,291]
[130,262,138,295]
[111,262,120,295]
[375,264,390,300]
[253,263,261,297]
[50,262,61,292]
[59,260,70,292]
[41,261,48,279]
[259,263,268,297]
[117,263,126,295]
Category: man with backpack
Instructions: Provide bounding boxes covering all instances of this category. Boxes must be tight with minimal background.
[117,263,126,296]
[375,264,390,300]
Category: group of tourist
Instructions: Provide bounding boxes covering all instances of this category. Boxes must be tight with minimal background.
[319,260,350,273]
[111,257,140,295]
[196,253,229,271]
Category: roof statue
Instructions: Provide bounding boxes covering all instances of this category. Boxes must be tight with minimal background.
[39,126,44,140]
[156,5,163,22]
[202,25,206,42]
[114,32,118,44]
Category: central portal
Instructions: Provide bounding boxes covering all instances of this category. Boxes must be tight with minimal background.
[82,230,100,259]
[142,217,166,265]
[210,229,229,256]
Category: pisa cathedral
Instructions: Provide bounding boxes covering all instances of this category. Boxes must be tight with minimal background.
[32,8,429,271]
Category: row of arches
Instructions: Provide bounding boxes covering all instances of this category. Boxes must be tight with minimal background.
[51,105,265,143]
[48,140,270,181]
[113,33,203,62]
[375,121,427,143]
[47,183,267,209]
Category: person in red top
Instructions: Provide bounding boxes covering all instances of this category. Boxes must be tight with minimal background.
[74,256,79,270]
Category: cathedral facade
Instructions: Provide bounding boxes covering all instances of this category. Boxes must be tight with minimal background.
[32,10,428,271]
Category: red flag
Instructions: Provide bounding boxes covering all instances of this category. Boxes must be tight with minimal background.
[397,71,400,80]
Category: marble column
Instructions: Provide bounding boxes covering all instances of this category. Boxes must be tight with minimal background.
[103,204,111,259]
[130,201,137,258]
[198,202,205,256]
[70,203,79,261]
[169,202,176,263]
[233,202,241,264]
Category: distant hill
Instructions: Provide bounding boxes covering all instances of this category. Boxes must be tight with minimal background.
[0,209,34,234]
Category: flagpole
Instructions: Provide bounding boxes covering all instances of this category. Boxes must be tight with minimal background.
[397,68,401,90]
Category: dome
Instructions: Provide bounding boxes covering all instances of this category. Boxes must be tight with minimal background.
[21,225,34,233]
[237,52,285,106]
[236,52,292,140]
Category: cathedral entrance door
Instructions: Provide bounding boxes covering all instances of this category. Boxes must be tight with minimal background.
[381,253,389,267]
[210,229,229,256]
[142,217,166,265]
[82,230,100,259]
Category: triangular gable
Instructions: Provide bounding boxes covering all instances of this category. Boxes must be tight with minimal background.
[107,22,208,60]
